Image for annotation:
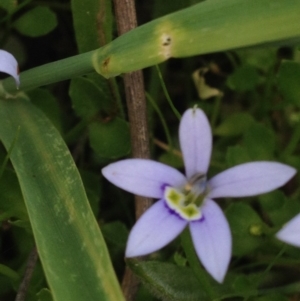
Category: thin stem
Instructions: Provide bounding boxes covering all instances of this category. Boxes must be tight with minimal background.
[15,247,38,301]
[113,0,152,300]
[146,92,173,149]
[153,138,182,157]
[180,228,216,300]
[256,245,287,287]
[0,50,96,97]
[155,65,181,120]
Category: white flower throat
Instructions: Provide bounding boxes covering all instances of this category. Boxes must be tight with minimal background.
[164,173,207,221]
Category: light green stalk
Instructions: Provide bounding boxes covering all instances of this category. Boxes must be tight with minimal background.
[93,0,300,78]
[1,0,300,96]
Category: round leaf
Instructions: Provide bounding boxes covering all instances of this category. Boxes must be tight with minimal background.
[89,118,131,159]
[13,6,57,37]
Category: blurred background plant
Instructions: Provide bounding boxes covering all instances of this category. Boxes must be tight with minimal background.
[1,1,300,301]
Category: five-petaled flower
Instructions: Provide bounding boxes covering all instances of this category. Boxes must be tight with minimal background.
[0,49,20,87]
[102,107,296,283]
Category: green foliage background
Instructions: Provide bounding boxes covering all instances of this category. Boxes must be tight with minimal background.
[0,0,300,301]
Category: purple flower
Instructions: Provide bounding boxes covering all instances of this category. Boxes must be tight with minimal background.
[0,49,19,87]
[276,214,300,247]
[102,107,296,283]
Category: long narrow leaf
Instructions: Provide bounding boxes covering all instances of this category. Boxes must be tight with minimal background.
[93,0,300,78]
[0,96,125,301]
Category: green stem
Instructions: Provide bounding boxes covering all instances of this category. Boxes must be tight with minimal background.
[155,65,181,120]
[210,94,223,130]
[0,50,96,96]
[180,228,216,300]
[146,92,173,149]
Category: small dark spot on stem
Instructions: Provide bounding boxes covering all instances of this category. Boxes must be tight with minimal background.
[162,37,171,46]
[102,57,110,69]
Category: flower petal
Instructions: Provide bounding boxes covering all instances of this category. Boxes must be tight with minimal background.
[276,214,300,247]
[126,199,188,257]
[179,107,212,179]
[0,50,20,87]
[208,162,296,199]
[102,159,186,198]
[189,199,231,283]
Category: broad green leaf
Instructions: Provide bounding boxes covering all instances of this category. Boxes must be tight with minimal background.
[102,221,128,248]
[69,77,112,119]
[89,117,131,159]
[214,113,254,136]
[227,65,260,92]
[235,48,277,72]
[71,0,113,52]
[243,123,276,160]
[13,6,57,37]
[278,61,300,107]
[225,145,251,168]
[93,0,300,78]
[0,96,124,301]
[226,203,266,256]
[128,259,209,301]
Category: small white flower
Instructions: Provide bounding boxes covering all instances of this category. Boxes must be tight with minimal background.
[102,107,296,283]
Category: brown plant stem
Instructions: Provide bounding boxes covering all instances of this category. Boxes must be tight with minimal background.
[15,247,38,301]
[113,0,153,300]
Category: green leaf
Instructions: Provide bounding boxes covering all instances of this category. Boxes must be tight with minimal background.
[226,203,266,256]
[37,288,53,301]
[128,259,209,301]
[214,113,254,136]
[225,145,251,168]
[159,152,184,169]
[278,61,300,107]
[27,88,62,133]
[227,65,260,92]
[0,96,124,301]
[69,77,112,119]
[13,6,57,37]
[89,117,131,158]
[243,123,276,160]
[0,169,28,222]
[71,0,113,52]
[259,191,300,226]
[0,0,16,12]
[102,221,128,248]
[79,169,101,216]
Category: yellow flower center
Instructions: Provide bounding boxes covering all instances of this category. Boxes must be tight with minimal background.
[164,174,207,221]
